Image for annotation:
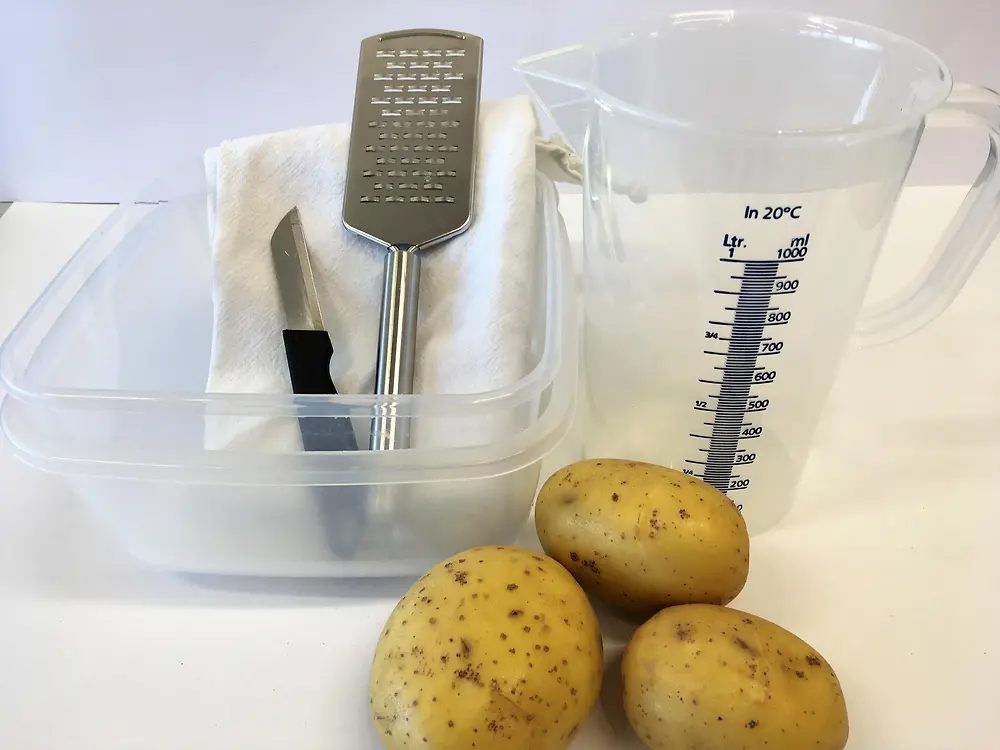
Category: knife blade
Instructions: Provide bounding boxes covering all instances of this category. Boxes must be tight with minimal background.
[270,207,365,559]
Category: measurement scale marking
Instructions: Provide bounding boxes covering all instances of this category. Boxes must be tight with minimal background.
[720,257,805,264]
[701,260,780,494]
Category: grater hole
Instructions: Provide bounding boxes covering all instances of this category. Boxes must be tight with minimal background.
[381,109,402,117]
[442,96,462,105]
[443,72,464,80]
[434,196,456,203]
[408,61,429,70]
[376,49,396,58]
[398,48,419,57]
[374,73,393,81]
[419,72,440,81]
[445,48,466,57]
[422,49,442,57]
[386,62,405,69]
[432,61,452,69]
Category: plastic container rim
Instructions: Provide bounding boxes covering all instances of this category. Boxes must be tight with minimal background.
[0,176,577,483]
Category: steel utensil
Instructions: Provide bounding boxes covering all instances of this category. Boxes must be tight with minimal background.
[343,28,483,450]
[271,207,365,557]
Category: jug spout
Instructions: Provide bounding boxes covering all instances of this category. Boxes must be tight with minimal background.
[515,44,593,156]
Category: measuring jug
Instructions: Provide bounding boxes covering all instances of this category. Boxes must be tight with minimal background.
[517,10,1000,533]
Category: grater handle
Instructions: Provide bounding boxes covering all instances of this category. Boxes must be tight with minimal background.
[371,245,421,451]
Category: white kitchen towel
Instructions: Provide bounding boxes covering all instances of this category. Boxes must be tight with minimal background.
[204,95,558,452]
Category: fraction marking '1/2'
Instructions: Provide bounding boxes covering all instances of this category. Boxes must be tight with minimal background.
[684,217,810,511]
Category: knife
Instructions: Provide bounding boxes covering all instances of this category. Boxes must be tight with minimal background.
[271,207,358,451]
[270,207,365,557]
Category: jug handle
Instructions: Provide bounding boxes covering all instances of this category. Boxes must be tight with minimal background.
[855,84,1000,346]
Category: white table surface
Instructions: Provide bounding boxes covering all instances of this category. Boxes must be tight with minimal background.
[0,188,998,749]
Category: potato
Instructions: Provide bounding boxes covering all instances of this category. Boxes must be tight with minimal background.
[534,459,749,615]
[369,545,603,749]
[622,604,849,750]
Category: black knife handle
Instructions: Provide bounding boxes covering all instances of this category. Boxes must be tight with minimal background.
[283,328,366,561]
[283,328,337,395]
[282,329,359,453]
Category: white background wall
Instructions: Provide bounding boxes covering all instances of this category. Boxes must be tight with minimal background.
[1,0,998,201]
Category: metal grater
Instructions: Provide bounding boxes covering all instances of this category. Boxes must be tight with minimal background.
[343,29,483,451]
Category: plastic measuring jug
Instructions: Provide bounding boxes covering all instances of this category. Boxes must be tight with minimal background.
[517,10,1000,533]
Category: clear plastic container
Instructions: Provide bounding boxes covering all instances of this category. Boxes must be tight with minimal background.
[0,162,576,577]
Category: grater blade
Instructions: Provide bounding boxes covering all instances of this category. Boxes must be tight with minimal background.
[343,29,483,251]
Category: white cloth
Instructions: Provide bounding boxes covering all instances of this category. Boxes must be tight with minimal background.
[204,95,560,451]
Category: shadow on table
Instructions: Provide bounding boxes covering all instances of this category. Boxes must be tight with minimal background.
[176,572,417,601]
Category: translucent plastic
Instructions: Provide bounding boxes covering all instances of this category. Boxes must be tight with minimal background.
[517,10,1000,533]
[0,166,577,576]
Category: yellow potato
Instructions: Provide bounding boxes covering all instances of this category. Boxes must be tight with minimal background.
[370,546,603,749]
[622,604,849,750]
[534,459,749,615]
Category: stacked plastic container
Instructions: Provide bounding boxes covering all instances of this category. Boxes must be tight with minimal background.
[0,162,577,576]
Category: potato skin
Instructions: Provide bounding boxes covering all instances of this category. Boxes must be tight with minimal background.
[370,546,603,750]
[622,604,849,750]
[534,459,749,615]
